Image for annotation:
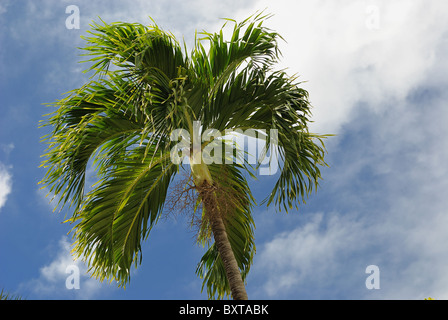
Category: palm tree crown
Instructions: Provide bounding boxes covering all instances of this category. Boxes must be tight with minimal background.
[40,13,330,299]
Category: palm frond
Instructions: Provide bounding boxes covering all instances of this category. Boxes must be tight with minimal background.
[198,63,331,211]
[39,78,146,212]
[189,13,281,125]
[71,145,176,286]
[0,289,23,300]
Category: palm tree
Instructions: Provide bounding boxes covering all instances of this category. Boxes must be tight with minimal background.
[39,13,330,300]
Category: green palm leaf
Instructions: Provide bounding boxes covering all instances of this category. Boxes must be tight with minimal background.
[71,145,175,285]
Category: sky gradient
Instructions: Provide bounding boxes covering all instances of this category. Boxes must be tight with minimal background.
[1,0,448,300]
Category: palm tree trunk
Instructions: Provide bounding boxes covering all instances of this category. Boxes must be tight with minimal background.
[192,159,248,300]
[208,209,248,300]
[199,185,248,300]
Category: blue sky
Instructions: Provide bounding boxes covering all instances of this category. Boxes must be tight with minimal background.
[1,0,448,300]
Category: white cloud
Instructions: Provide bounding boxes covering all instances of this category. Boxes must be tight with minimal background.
[250,84,448,299]
[240,0,448,300]
[20,236,114,299]
[252,201,448,300]
[0,163,12,211]
[252,212,369,297]
[0,1,10,15]
[243,0,448,134]
[75,0,257,34]
[0,143,14,155]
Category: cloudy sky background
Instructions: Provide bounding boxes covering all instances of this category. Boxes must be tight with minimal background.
[1,0,448,299]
